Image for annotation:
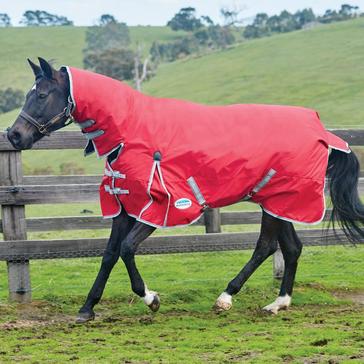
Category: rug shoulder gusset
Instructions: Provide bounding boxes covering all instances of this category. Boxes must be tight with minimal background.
[325,131,351,153]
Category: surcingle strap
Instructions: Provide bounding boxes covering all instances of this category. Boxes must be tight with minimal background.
[187,176,206,207]
[242,169,277,201]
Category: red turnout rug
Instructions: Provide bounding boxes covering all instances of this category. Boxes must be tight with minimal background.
[65,67,350,228]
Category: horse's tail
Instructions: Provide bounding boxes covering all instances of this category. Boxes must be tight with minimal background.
[327,149,364,242]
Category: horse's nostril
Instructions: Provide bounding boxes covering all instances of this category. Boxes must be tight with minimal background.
[12,131,21,141]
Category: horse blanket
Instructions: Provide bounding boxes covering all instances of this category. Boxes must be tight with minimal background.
[65,66,351,228]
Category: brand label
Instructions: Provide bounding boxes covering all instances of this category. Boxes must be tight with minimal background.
[174,198,192,210]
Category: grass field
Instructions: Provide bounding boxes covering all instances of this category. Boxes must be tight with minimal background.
[0,246,363,363]
[0,25,185,90]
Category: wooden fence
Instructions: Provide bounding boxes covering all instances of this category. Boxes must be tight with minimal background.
[0,129,363,303]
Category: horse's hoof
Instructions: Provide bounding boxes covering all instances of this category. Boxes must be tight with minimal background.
[213,300,232,313]
[213,292,232,313]
[262,306,279,315]
[75,311,95,324]
[262,295,291,315]
[148,294,160,312]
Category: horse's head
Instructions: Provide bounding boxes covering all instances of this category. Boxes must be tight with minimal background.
[7,57,73,150]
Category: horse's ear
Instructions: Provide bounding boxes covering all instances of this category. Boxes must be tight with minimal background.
[27,58,42,78]
[38,57,55,79]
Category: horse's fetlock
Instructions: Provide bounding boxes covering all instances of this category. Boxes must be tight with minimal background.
[131,281,145,297]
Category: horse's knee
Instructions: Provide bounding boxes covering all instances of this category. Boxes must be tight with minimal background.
[254,239,278,260]
[102,250,119,267]
[283,242,302,265]
[120,243,133,262]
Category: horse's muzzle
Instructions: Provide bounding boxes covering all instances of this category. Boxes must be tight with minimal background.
[7,127,33,150]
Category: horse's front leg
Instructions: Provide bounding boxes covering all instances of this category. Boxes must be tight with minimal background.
[76,210,136,323]
[119,222,158,311]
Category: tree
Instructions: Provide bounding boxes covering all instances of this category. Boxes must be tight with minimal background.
[84,21,130,53]
[84,19,155,89]
[85,48,135,81]
[294,8,316,27]
[0,88,24,113]
[319,9,339,23]
[201,15,214,26]
[0,13,11,27]
[21,10,73,26]
[339,4,360,18]
[243,13,270,39]
[206,25,235,48]
[276,10,298,32]
[134,45,154,91]
[167,7,203,31]
[220,4,245,26]
[98,14,117,25]
[254,13,269,27]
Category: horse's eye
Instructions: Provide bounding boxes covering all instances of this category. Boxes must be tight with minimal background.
[39,93,48,99]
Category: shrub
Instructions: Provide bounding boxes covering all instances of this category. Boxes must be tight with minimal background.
[0,88,24,113]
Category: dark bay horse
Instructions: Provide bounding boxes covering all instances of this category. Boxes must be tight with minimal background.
[7,58,364,323]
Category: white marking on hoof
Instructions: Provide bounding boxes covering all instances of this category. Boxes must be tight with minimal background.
[262,294,291,315]
[142,287,157,306]
[214,292,232,312]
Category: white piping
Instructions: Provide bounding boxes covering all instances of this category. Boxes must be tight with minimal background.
[63,66,76,113]
[64,66,125,160]
[126,211,204,229]
[156,161,171,227]
[262,149,329,226]
[138,161,157,220]
[329,144,351,154]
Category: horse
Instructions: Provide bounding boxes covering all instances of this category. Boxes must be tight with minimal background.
[7,58,364,323]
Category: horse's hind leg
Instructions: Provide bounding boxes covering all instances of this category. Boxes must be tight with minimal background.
[262,221,302,314]
[214,211,282,311]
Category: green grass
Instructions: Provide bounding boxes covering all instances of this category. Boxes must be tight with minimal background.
[0,247,363,363]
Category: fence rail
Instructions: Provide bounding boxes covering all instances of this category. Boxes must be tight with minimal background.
[0,230,350,261]
[0,129,363,302]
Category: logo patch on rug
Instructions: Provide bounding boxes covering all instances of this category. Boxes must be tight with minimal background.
[174,198,192,210]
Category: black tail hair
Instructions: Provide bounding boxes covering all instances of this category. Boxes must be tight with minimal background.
[327,149,364,242]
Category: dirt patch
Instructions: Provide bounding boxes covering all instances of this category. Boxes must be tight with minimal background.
[0,301,75,330]
[310,338,329,346]
[333,290,364,305]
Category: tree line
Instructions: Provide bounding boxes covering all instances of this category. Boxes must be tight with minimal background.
[150,7,236,63]
[244,4,361,39]
[0,10,73,27]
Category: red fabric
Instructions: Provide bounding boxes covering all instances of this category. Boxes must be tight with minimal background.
[67,67,351,227]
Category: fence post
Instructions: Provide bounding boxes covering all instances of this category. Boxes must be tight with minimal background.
[204,208,221,233]
[0,150,31,303]
[273,248,284,280]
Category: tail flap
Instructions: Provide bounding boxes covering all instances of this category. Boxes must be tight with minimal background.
[326,131,350,153]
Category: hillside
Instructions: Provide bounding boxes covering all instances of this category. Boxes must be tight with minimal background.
[0,25,185,90]
[144,18,364,129]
